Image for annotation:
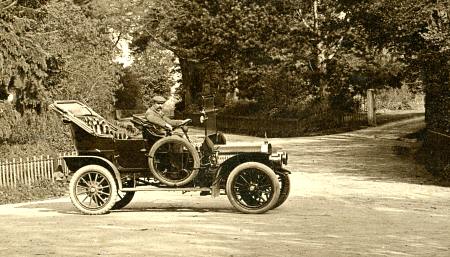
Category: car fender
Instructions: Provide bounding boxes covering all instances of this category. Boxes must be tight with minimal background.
[216,153,271,178]
[275,167,291,175]
[63,156,123,190]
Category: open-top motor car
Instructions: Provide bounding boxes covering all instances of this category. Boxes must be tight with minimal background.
[50,96,290,214]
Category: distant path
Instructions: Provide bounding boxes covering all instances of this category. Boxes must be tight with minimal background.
[1,115,450,257]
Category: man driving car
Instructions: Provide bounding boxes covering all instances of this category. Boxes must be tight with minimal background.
[145,95,184,134]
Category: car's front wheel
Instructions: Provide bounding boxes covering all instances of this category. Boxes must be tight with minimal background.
[226,162,280,214]
[69,165,117,215]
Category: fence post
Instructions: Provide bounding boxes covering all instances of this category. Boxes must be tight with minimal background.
[38,156,43,181]
[0,161,3,187]
[50,156,55,182]
[46,155,51,181]
[12,159,17,187]
[2,160,6,187]
[1,160,5,187]
[17,158,21,185]
[17,158,22,186]
[26,157,31,184]
[20,158,25,185]
[41,156,45,180]
[367,89,377,126]
[33,156,37,182]
[5,160,10,187]
[60,153,66,175]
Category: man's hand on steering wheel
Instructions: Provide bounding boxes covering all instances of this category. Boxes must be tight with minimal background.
[181,119,192,126]
[165,119,191,132]
[165,123,173,131]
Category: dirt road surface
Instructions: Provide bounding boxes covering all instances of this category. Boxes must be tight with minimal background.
[1,116,449,257]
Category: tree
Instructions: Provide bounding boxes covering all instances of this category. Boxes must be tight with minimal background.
[0,1,48,113]
[74,0,177,110]
[35,0,121,115]
[137,0,414,114]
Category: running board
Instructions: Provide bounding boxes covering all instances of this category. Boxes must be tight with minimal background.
[121,186,211,192]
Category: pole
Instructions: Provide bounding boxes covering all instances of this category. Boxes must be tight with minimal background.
[367,89,376,126]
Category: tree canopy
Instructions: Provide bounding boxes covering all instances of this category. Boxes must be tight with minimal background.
[0,2,48,112]
[136,0,436,115]
[1,0,448,117]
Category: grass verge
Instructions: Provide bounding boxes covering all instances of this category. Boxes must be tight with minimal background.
[0,180,68,205]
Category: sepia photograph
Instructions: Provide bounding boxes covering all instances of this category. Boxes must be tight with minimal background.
[0,0,449,256]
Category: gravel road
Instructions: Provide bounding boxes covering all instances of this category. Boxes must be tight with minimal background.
[1,115,449,257]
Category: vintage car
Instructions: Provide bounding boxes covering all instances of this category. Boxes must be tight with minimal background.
[50,96,290,215]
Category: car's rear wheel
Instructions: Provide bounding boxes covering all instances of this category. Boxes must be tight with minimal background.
[112,181,135,210]
[272,173,290,209]
[148,135,200,186]
[112,191,135,210]
[69,165,117,215]
[226,162,280,214]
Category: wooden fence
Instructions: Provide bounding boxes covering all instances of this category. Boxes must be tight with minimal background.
[0,152,76,188]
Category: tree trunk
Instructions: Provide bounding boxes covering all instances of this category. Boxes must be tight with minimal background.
[178,59,204,112]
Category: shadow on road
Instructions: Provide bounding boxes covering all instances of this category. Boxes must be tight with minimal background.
[18,200,235,215]
[113,206,233,214]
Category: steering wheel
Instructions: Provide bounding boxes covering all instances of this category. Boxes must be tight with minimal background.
[171,119,192,130]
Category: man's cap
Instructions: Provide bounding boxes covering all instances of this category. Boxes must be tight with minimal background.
[152,96,166,104]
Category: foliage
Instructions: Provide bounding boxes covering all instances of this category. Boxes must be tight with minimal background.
[0,102,20,142]
[1,0,123,115]
[376,85,425,111]
[0,110,73,160]
[416,1,450,135]
[115,69,143,110]
[136,0,421,115]
[0,7,48,112]
[142,1,316,108]
[127,42,176,108]
[8,111,70,146]
[36,0,122,115]
[75,0,176,109]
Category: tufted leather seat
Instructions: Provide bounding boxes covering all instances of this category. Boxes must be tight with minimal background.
[82,116,129,139]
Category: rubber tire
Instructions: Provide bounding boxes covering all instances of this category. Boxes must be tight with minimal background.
[272,173,290,209]
[112,180,135,210]
[112,191,135,210]
[148,135,200,186]
[226,162,280,214]
[69,165,117,215]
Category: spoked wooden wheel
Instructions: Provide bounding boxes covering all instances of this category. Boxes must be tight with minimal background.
[272,173,290,209]
[69,165,117,215]
[148,136,200,186]
[226,162,280,214]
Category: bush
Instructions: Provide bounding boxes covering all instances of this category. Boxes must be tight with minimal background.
[376,85,425,111]
[219,100,262,117]
[219,97,333,119]
[8,111,70,146]
[0,110,73,160]
[0,102,21,143]
[0,179,68,205]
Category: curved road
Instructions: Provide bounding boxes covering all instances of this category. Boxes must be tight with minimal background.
[1,116,449,257]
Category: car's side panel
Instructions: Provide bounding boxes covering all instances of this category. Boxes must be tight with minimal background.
[114,138,149,169]
[70,124,115,155]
